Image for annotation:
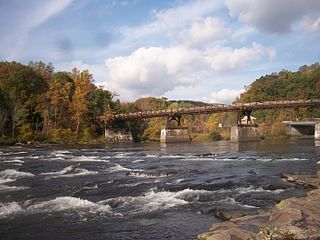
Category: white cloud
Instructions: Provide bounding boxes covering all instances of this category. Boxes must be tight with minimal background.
[119,0,223,43]
[301,16,320,32]
[205,88,244,103]
[104,43,275,101]
[175,17,231,47]
[224,0,320,33]
[105,46,204,100]
[205,43,276,71]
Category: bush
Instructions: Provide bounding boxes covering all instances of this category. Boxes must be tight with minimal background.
[209,131,222,141]
[48,128,76,143]
[271,122,287,138]
[0,137,17,145]
[17,123,35,143]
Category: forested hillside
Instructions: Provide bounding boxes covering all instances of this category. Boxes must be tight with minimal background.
[0,61,319,144]
[237,62,320,138]
[0,61,118,144]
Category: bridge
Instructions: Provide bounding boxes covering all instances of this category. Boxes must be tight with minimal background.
[106,99,320,143]
[113,99,320,121]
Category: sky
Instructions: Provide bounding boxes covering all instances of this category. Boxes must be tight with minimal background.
[0,0,319,103]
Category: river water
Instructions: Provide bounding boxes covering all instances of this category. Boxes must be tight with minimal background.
[0,139,319,240]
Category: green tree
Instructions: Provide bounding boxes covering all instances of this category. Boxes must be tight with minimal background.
[0,63,45,137]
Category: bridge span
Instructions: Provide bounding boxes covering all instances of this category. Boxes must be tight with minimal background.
[106,99,320,143]
[112,99,320,121]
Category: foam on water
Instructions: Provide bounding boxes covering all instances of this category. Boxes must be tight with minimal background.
[3,160,24,164]
[1,152,27,156]
[236,185,286,194]
[218,197,258,209]
[0,202,24,218]
[40,165,98,179]
[277,157,309,162]
[108,164,142,172]
[70,155,109,162]
[127,171,173,178]
[0,169,34,184]
[27,197,112,214]
[132,159,144,163]
[101,188,211,214]
[0,197,114,219]
[0,184,29,192]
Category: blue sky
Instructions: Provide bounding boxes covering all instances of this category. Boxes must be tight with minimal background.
[0,0,319,103]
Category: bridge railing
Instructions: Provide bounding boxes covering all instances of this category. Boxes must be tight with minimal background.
[112,99,320,121]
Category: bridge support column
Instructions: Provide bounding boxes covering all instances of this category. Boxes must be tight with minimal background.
[231,125,261,142]
[160,127,191,143]
[315,122,320,140]
[160,115,191,143]
[105,129,133,143]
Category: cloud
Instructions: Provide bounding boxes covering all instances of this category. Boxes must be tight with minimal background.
[205,43,276,71]
[104,43,275,101]
[119,0,222,42]
[224,0,320,33]
[174,17,231,47]
[105,46,203,100]
[300,16,320,32]
[205,88,244,103]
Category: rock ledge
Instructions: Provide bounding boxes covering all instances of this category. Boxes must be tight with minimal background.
[198,172,320,240]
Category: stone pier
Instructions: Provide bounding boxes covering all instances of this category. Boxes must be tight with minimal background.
[160,127,191,143]
[105,129,133,143]
[315,122,320,140]
[231,125,261,142]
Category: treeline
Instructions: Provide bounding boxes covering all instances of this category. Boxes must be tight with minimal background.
[0,61,119,144]
[1,61,319,144]
[237,62,320,138]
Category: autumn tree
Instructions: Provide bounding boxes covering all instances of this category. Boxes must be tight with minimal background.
[70,68,94,135]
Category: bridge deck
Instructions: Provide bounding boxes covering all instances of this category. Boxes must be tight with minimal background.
[112,99,320,121]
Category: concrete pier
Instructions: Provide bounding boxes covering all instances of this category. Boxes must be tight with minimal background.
[287,122,315,137]
[315,122,320,140]
[231,125,261,142]
[105,129,133,143]
[160,127,191,143]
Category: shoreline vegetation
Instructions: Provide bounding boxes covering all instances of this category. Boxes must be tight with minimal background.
[0,61,319,145]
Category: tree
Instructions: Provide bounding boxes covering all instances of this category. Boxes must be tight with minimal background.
[0,63,45,137]
[90,86,113,134]
[70,68,94,135]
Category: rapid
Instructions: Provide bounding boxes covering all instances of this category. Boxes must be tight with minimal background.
[0,139,319,239]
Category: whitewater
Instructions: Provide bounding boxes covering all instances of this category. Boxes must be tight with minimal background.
[0,139,319,239]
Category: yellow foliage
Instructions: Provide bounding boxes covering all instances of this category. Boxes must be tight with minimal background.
[271,122,287,137]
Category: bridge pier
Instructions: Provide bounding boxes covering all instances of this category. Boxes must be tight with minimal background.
[160,127,191,143]
[231,124,261,142]
[315,122,320,140]
[105,129,133,143]
[160,115,191,143]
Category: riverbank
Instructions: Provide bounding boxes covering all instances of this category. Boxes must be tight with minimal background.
[198,171,320,240]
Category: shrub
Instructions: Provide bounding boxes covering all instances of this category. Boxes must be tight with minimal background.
[209,131,222,141]
[271,122,287,138]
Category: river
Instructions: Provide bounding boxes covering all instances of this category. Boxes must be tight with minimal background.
[0,139,319,240]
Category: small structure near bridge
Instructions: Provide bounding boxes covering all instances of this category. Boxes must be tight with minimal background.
[283,120,319,137]
[160,115,191,143]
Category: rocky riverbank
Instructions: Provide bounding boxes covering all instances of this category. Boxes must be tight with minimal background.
[198,171,320,240]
